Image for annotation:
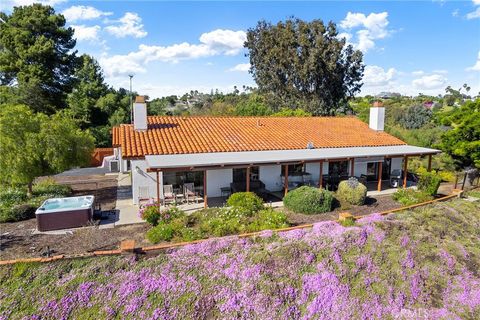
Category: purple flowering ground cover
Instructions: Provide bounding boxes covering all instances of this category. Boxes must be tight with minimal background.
[1,199,480,319]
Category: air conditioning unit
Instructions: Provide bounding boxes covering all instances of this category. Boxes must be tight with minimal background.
[109,160,119,172]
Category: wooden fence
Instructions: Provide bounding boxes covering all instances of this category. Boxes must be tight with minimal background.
[90,148,114,167]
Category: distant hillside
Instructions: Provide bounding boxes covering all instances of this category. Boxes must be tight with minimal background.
[1,199,480,319]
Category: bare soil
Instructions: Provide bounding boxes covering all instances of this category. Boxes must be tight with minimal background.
[1,174,151,261]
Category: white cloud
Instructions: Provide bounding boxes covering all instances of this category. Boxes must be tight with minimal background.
[228,63,250,72]
[99,55,146,77]
[452,9,460,17]
[71,25,101,42]
[411,70,425,76]
[473,0,480,5]
[104,12,147,38]
[466,7,480,19]
[466,51,480,71]
[363,65,396,86]
[62,6,112,23]
[340,12,390,53]
[199,29,247,55]
[100,29,247,77]
[336,32,352,43]
[412,74,448,90]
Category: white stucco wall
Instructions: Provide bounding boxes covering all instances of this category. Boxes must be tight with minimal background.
[116,147,129,173]
[206,169,233,197]
[131,159,162,205]
[305,162,318,182]
[259,165,282,191]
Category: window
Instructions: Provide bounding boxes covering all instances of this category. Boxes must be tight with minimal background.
[328,161,349,177]
[163,171,204,188]
[282,164,305,176]
[367,162,378,179]
[233,167,259,182]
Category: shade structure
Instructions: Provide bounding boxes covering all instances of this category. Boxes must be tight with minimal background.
[146,145,440,170]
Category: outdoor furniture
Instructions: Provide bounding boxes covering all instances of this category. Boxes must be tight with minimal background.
[230,180,266,193]
[137,186,151,206]
[359,174,368,185]
[163,185,175,205]
[221,187,231,199]
[184,183,198,203]
[390,169,402,188]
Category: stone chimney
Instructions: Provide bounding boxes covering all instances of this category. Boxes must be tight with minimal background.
[133,96,147,131]
[369,100,385,131]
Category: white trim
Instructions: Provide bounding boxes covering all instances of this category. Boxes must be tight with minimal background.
[145,145,440,169]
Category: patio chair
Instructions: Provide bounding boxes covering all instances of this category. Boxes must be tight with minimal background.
[138,186,151,206]
[184,183,197,203]
[163,185,175,206]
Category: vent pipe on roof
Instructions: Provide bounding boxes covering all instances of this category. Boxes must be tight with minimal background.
[369,100,385,131]
[134,96,147,131]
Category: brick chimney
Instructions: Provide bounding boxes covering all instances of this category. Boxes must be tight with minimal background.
[133,96,147,131]
[369,100,385,131]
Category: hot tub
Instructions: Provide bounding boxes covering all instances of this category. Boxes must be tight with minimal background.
[35,196,95,231]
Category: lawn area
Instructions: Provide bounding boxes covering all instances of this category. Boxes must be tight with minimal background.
[1,198,479,319]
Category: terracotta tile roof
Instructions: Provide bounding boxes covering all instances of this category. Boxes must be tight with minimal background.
[112,116,406,158]
[112,126,121,147]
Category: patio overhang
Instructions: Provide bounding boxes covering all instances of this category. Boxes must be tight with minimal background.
[145,145,440,171]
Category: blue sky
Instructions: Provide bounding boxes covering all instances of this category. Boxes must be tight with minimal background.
[2,0,480,98]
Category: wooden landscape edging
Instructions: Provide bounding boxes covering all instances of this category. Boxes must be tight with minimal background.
[0,191,464,266]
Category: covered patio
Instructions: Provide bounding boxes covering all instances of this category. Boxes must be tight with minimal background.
[144,145,440,208]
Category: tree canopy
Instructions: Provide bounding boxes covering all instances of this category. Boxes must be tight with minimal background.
[245,18,364,115]
[439,99,480,169]
[0,4,77,113]
[67,54,108,127]
[0,105,94,192]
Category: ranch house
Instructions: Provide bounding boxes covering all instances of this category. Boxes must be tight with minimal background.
[112,97,440,207]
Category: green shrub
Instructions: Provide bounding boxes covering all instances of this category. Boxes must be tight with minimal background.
[32,178,72,197]
[336,178,367,206]
[141,205,161,226]
[140,205,185,226]
[163,206,185,221]
[283,186,333,214]
[199,211,245,237]
[467,190,480,198]
[226,192,264,216]
[0,189,28,206]
[0,204,36,223]
[248,208,288,232]
[339,216,356,227]
[392,189,433,206]
[27,195,52,208]
[417,172,442,196]
[438,171,456,183]
[146,222,175,243]
[176,227,203,242]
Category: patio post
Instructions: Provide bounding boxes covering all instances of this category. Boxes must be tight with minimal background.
[156,170,160,208]
[246,166,251,192]
[284,165,289,196]
[203,170,208,208]
[403,156,408,188]
[319,161,323,189]
[350,158,355,177]
[377,162,383,192]
[427,154,432,172]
